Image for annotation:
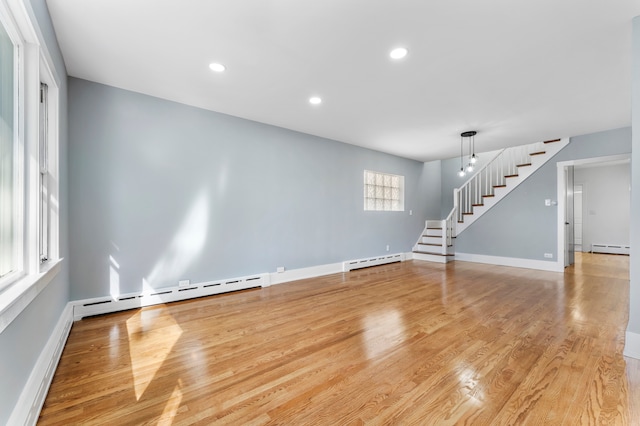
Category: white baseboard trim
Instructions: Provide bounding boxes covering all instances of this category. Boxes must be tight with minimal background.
[73,273,268,320]
[343,252,405,272]
[624,331,640,360]
[268,262,344,286]
[455,252,564,272]
[9,303,73,426]
[268,252,412,286]
[74,252,415,318]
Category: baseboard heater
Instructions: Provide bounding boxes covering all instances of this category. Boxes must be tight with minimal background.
[591,244,630,255]
[343,253,405,272]
[73,273,268,320]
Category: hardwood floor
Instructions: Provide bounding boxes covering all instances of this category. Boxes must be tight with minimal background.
[39,253,637,425]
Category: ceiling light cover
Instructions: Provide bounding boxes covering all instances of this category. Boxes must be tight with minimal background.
[309,96,322,105]
[209,62,226,72]
[390,47,408,59]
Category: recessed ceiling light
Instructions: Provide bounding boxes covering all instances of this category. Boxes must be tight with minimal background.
[309,96,322,105]
[389,47,408,60]
[209,62,226,72]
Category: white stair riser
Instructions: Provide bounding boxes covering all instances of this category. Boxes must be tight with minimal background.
[425,220,443,228]
[421,236,442,244]
[414,244,454,255]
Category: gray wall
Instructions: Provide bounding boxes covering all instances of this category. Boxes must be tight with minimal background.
[574,163,630,251]
[68,78,433,300]
[630,16,640,338]
[0,0,69,422]
[421,160,442,219]
[454,127,631,261]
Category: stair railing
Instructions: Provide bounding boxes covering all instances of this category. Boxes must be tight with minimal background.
[443,210,455,249]
[452,141,547,225]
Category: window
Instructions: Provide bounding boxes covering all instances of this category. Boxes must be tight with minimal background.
[364,170,404,211]
[0,0,60,333]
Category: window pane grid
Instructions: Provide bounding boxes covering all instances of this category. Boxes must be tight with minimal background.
[363,170,404,211]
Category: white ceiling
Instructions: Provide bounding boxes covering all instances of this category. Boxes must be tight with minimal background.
[46,0,640,162]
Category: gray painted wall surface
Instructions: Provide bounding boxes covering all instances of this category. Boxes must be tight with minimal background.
[454,127,631,261]
[68,78,431,300]
[574,163,630,252]
[0,0,69,422]
[629,16,640,335]
[421,160,442,219]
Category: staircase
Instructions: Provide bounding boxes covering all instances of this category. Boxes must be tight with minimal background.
[412,219,456,263]
[413,138,570,263]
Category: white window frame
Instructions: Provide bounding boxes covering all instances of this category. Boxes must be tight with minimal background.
[0,0,61,334]
[37,69,59,269]
[0,0,25,292]
[364,170,405,212]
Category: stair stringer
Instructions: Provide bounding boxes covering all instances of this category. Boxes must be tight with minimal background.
[455,138,569,236]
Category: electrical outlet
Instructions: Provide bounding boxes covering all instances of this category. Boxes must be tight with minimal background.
[277,266,285,273]
[544,253,553,259]
[386,245,390,252]
[178,279,190,287]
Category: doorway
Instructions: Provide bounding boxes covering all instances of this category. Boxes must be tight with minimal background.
[556,154,631,270]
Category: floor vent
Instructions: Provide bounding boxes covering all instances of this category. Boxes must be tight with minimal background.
[591,244,630,255]
[73,273,268,320]
[343,253,405,272]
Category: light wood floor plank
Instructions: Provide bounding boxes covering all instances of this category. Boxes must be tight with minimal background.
[39,253,637,425]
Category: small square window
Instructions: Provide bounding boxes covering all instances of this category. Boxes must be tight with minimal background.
[363,170,404,211]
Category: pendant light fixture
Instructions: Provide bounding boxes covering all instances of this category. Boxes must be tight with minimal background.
[459,131,478,177]
[458,133,466,177]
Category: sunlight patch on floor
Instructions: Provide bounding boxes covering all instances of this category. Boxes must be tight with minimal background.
[157,381,185,425]
[126,308,183,400]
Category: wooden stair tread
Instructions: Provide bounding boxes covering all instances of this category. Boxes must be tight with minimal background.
[493,184,507,188]
[482,194,495,198]
[426,227,442,230]
[472,203,484,207]
[530,151,546,156]
[516,163,532,167]
[505,174,519,178]
[417,242,453,247]
[462,212,473,215]
[544,138,561,143]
